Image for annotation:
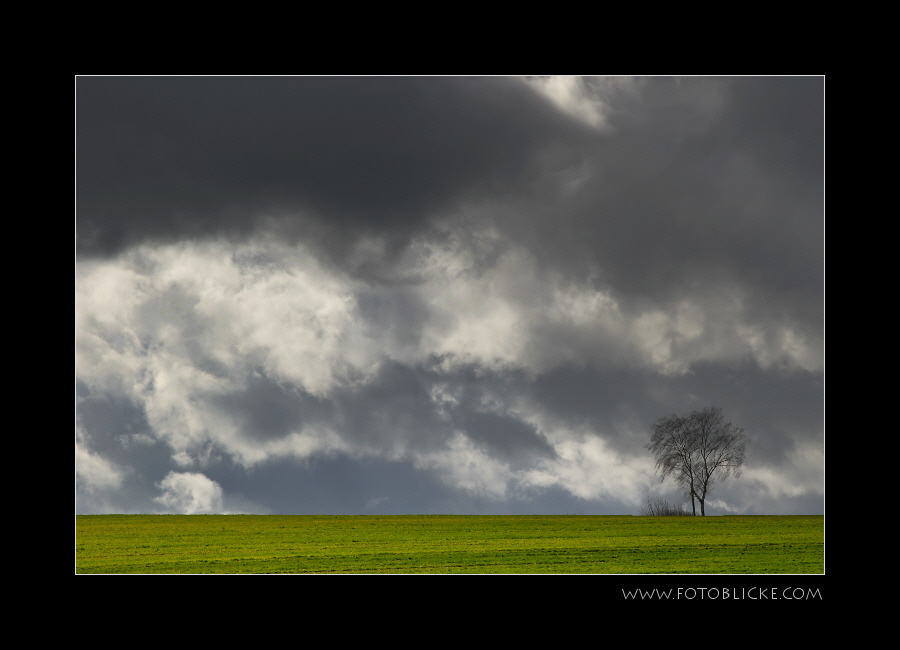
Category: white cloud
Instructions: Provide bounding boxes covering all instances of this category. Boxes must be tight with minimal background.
[75,433,124,494]
[365,496,391,511]
[76,239,378,468]
[519,75,638,130]
[155,471,225,514]
[507,407,655,504]
[414,432,514,500]
[736,322,824,373]
[76,227,821,501]
[742,439,824,501]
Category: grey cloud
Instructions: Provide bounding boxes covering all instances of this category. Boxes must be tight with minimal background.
[455,410,556,469]
[328,360,450,454]
[217,455,622,515]
[500,76,823,329]
[211,373,334,442]
[76,76,595,259]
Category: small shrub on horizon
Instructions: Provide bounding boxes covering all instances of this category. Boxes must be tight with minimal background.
[639,497,693,516]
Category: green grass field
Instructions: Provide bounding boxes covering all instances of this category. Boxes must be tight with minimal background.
[75,514,824,574]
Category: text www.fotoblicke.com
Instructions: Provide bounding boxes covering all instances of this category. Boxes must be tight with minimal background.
[621,586,822,601]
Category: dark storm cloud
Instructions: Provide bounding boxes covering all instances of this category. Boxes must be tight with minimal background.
[671,361,823,467]
[76,380,182,511]
[76,75,594,258]
[76,382,155,460]
[505,346,822,484]
[328,360,450,453]
[211,373,334,442]
[455,410,555,469]
[220,455,610,516]
[528,364,662,447]
[317,358,555,465]
[503,76,823,327]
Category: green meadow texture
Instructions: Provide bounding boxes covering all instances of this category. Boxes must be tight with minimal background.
[75,514,824,574]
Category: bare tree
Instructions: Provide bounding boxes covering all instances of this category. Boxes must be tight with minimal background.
[646,406,746,516]
[689,407,746,515]
[647,412,701,515]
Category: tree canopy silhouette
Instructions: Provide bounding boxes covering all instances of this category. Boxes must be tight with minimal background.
[646,406,746,516]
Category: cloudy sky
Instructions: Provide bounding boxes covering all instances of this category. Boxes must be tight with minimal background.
[75,76,824,516]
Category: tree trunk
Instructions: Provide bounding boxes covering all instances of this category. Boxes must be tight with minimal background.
[699,498,705,516]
